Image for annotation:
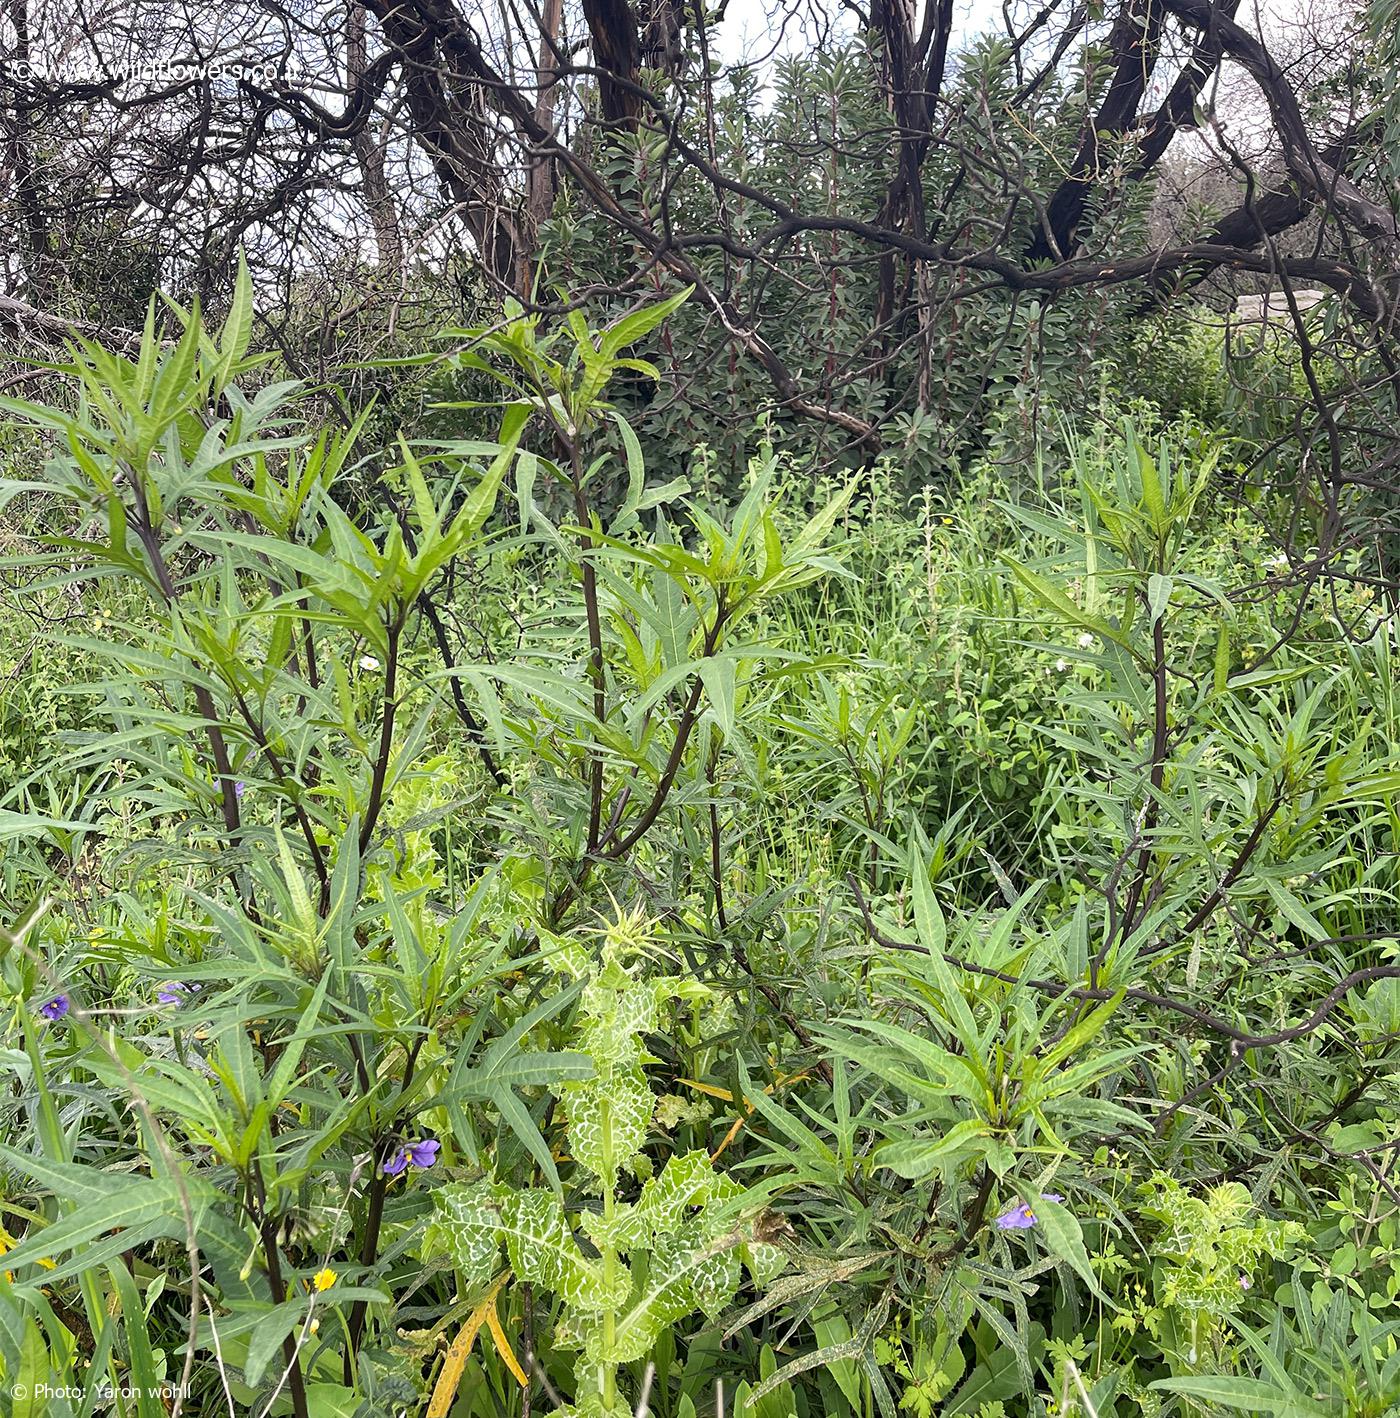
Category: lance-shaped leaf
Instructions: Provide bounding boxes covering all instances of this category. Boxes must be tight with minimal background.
[0,1176,216,1277]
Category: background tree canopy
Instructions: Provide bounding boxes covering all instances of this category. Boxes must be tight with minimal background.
[2,3,1400,1418]
[3,0,1398,470]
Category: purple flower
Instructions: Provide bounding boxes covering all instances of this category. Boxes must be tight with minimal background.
[38,995,69,1022]
[383,1137,439,1177]
[157,981,198,1007]
[1239,1274,1252,1290]
[994,1192,1064,1231]
[406,1139,440,1168]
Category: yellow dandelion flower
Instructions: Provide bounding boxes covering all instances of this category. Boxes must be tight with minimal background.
[312,1267,338,1292]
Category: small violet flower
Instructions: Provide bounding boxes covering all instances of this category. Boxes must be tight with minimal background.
[994,1192,1064,1231]
[383,1137,440,1177]
[38,995,70,1022]
[1238,1273,1252,1290]
[405,1139,440,1168]
[157,981,199,1007]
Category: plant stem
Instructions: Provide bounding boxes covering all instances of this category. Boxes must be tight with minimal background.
[343,1035,425,1380]
[563,428,608,854]
[359,615,402,855]
[259,1217,309,1418]
[600,1096,618,1410]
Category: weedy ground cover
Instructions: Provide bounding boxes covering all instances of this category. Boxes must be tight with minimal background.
[0,284,1398,1417]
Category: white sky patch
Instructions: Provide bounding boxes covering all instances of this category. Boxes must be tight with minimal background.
[711,0,1327,137]
[714,0,1005,71]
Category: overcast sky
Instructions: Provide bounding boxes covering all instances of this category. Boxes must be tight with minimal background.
[712,0,1313,84]
[714,0,1000,69]
[709,0,1320,154]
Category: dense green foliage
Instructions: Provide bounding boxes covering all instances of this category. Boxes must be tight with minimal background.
[1,276,1399,1418]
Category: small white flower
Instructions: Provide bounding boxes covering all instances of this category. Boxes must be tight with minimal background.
[359,655,381,672]
[1077,633,1094,648]
[1055,658,1069,672]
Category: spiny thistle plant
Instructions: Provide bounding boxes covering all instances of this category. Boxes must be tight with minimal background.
[428,911,786,1417]
[1139,1174,1307,1361]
